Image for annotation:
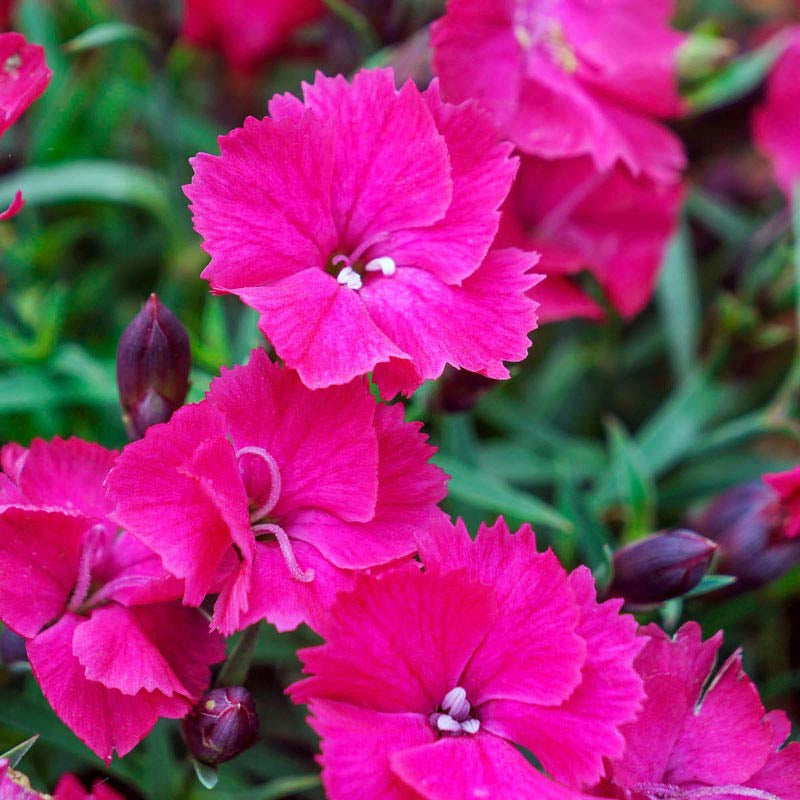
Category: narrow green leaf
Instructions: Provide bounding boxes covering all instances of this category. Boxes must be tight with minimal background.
[216,774,322,800]
[656,221,700,381]
[555,471,613,578]
[0,735,38,767]
[686,188,757,246]
[63,22,156,53]
[685,36,786,111]
[434,455,573,533]
[191,757,219,790]
[683,574,736,598]
[604,418,656,541]
[0,161,170,219]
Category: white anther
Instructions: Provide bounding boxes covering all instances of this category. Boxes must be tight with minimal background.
[336,266,362,290]
[436,714,462,734]
[442,686,470,721]
[460,718,480,735]
[364,256,396,276]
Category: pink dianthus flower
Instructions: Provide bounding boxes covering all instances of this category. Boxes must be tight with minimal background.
[289,517,644,799]
[763,464,800,539]
[0,31,50,220]
[499,155,684,321]
[106,348,448,635]
[594,622,800,800]
[753,29,800,200]
[186,68,540,396]
[181,0,324,72]
[431,0,686,182]
[0,438,225,763]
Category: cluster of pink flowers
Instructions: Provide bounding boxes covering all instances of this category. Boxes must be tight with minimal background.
[4,0,800,796]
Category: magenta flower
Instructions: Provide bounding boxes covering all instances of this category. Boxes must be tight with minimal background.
[0,31,51,219]
[107,348,448,635]
[595,622,800,800]
[186,69,540,396]
[499,155,684,321]
[0,758,44,799]
[289,517,644,799]
[753,30,800,200]
[0,438,225,763]
[431,0,686,182]
[762,464,800,539]
[52,773,124,800]
[181,0,323,72]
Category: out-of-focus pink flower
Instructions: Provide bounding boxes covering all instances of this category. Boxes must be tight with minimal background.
[498,154,684,321]
[0,758,46,799]
[290,517,644,799]
[0,438,225,763]
[431,0,686,182]
[53,773,125,800]
[693,479,800,592]
[186,69,540,396]
[753,29,800,199]
[0,31,50,220]
[181,0,324,71]
[763,464,800,538]
[107,348,448,635]
[594,622,800,800]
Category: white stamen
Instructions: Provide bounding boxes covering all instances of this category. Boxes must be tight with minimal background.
[67,524,107,612]
[236,446,282,521]
[364,256,396,276]
[251,522,314,583]
[442,686,470,721]
[460,719,480,734]
[336,266,362,290]
[436,714,462,734]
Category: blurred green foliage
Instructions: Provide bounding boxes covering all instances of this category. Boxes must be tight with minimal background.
[3,0,800,797]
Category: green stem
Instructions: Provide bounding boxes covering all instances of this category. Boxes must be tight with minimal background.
[215,623,260,687]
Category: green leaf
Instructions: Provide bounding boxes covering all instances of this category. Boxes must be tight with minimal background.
[603,418,656,541]
[63,22,156,53]
[683,574,736,598]
[0,161,170,220]
[215,774,322,800]
[0,735,38,767]
[555,471,613,578]
[434,455,573,533]
[191,757,219,790]
[657,221,700,381]
[686,188,757,246]
[685,36,786,111]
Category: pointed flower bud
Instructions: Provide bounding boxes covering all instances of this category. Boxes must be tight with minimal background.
[181,687,259,765]
[116,294,191,440]
[608,529,718,605]
[693,481,800,592]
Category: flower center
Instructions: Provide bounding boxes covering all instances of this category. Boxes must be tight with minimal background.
[235,446,314,584]
[513,2,578,74]
[633,784,782,800]
[326,232,396,291]
[429,686,480,736]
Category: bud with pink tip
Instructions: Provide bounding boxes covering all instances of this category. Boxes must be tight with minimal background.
[181,687,259,765]
[116,294,191,440]
[608,529,718,605]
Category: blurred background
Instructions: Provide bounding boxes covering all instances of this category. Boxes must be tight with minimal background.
[3,0,800,796]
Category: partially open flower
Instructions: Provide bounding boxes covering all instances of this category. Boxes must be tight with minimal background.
[693,479,800,592]
[182,686,259,765]
[608,530,718,605]
[116,294,191,440]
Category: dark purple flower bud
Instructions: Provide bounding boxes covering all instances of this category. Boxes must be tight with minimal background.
[0,628,27,668]
[608,529,718,605]
[693,481,800,593]
[181,687,259,765]
[116,294,191,440]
